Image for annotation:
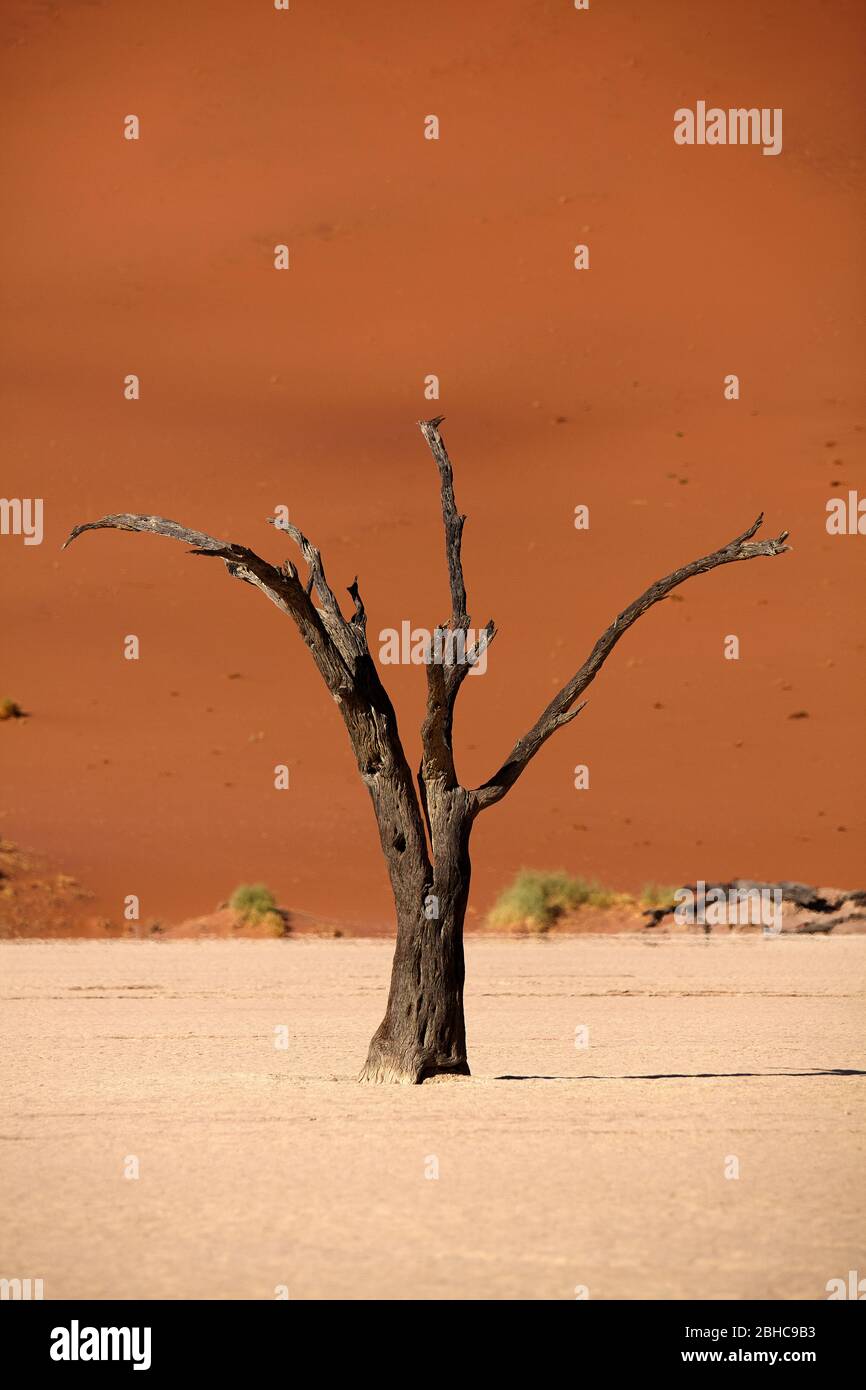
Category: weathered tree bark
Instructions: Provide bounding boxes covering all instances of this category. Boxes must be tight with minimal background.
[64,418,791,1083]
[360,783,475,1083]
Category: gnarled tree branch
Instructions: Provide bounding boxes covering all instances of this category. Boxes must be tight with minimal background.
[419,416,468,629]
[64,512,354,688]
[266,514,368,667]
[63,511,432,891]
[417,418,498,808]
[470,512,791,813]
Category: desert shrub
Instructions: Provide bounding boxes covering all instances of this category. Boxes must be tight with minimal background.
[264,911,289,938]
[229,882,279,924]
[487,869,619,932]
[640,882,679,909]
[0,698,24,721]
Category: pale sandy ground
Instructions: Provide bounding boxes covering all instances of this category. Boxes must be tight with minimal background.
[1,936,864,1301]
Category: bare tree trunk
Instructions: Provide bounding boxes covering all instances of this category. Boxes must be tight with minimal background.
[360,788,473,1083]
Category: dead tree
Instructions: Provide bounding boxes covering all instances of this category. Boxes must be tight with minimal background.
[64,419,790,1083]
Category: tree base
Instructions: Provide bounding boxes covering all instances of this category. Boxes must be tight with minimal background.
[358,1046,471,1086]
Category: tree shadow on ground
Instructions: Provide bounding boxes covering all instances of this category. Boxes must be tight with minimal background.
[494,1068,866,1081]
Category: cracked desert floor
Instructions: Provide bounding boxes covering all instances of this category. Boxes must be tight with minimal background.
[1,935,864,1301]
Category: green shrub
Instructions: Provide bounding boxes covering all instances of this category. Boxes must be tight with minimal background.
[640,882,679,909]
[487,869,619,932]
[229,882,279,924]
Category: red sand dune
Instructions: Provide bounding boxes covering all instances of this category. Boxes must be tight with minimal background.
[2,0,864,930]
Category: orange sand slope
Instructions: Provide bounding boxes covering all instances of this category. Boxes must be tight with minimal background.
[2,1,864,927]
[1,936,863,1299]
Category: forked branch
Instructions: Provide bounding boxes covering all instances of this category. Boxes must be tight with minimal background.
[63,510,432,880]
[63,512,356,689]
